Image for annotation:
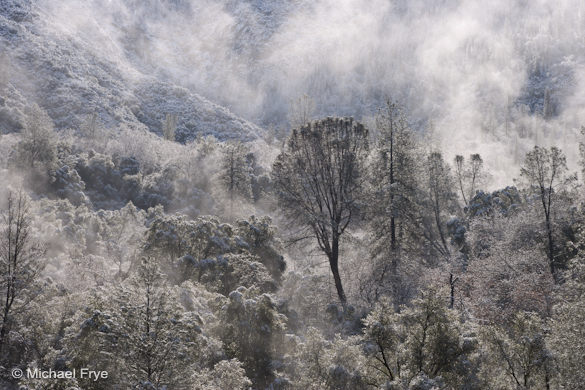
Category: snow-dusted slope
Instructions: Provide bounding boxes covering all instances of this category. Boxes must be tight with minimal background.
[0,0,266,142]
[2,0,585,164]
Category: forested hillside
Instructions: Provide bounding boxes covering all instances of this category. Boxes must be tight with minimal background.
[1,1,585,389]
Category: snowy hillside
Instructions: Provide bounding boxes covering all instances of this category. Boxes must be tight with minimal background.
[3,0,585,184]
[0,0,266,142]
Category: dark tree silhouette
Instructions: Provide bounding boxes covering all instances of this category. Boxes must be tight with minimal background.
[272,117,369,306]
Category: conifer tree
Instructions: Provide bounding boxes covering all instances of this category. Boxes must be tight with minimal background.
[66,257,204,389]
[220,141,252,213]
[362,288,475,388]
[367,100,419,305]
[162,113,178,142]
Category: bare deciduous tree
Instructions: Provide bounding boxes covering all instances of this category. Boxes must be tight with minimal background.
[18,104,56,168]
[420,152,458,259]
[520,146,574,279]
[0,190,45,355]
[454,153,484,206]
[272,117,369,306]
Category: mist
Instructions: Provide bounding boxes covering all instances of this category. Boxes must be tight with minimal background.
[23,0,583,185]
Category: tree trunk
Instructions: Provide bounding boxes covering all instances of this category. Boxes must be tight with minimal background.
[457,176,467,206]
[544,363,551,390]
[0,309,9,355]
[545,214,556,279]
[390,215,399,308]
[389,134,399,309]
[449,273,458,309]
[329,237,347,306]
[434,196,449,256]
[389,124,396,251]
[390,215,396,251]
[0,270,13,355]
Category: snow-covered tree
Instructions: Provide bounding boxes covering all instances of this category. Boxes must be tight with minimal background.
[17,104,56,168]
[0,191,46,359]
[191,359,251,390]
[116,258,201,388]
[370,101,420,250]
[366,100,421,307]
[145,214,285,294]
[99,202,146,278]
[362,288,478,388]
[464,204,555,323]
[481,312,552,389]
[548,228,585,388]
[284,327,367,390]
[235,216,286,281]
[217,286,287,388]
[80,112,100,140]
[419,152,459,261]
[520,146,575,279]
[65,258,206,389]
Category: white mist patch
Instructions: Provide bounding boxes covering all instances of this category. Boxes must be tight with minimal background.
[4,0,585,184]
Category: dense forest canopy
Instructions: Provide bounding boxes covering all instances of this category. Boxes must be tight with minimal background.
[1,98,584,389]
[1,1,585,389]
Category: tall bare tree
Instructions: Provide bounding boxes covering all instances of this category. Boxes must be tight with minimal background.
[421,152,458,260]
[0,191,45,355]
[520,146,574,279]
[288,94,315,130]
[272,117,369,305]
[454,153,483,206]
